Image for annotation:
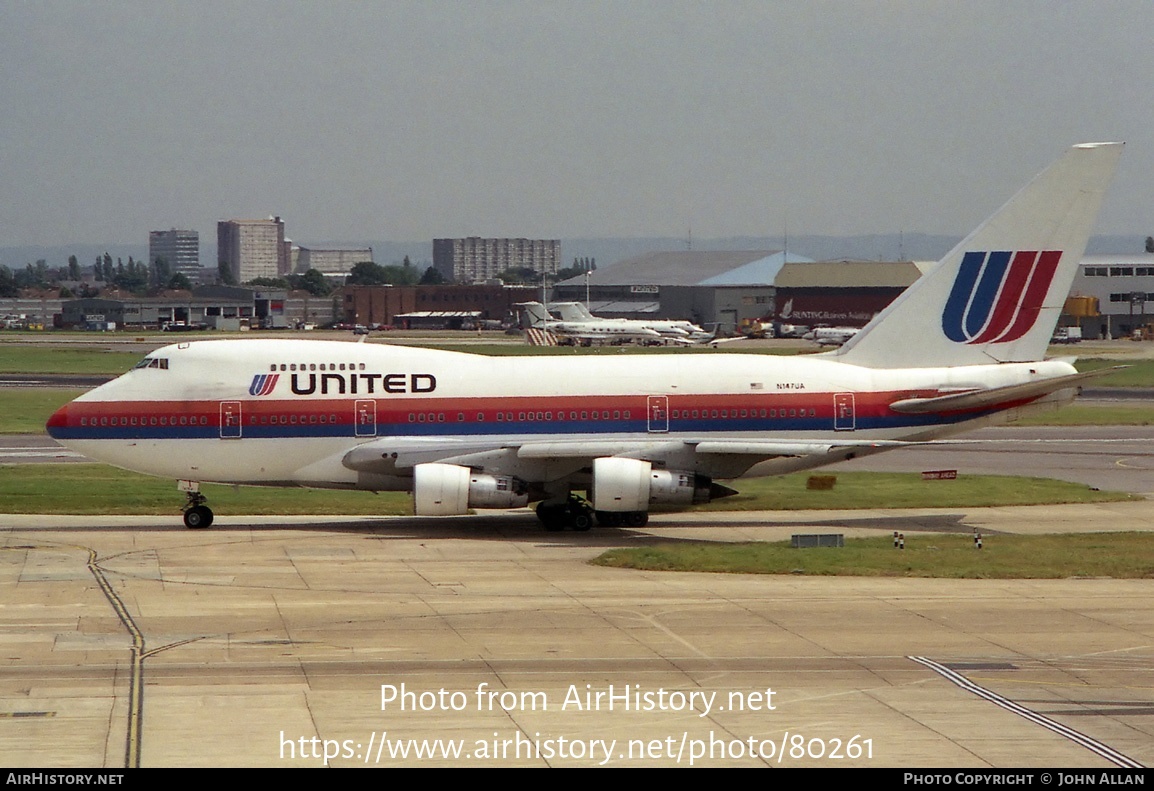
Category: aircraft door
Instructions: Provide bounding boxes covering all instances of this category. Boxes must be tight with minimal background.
[220,401,242,439]
[647,395,669,433]
[833,393,856,431]
[354,399,377,437]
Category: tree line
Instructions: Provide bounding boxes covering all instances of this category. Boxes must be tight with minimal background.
[1,250,582,299]
[0,254,195,298]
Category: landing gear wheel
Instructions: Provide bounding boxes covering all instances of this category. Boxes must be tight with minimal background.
[183,505,214,529]
[594,511,624,527]
[624,511,649,527]
[536,502,566,531]
[536,496,596,532]
[182,488,213,529]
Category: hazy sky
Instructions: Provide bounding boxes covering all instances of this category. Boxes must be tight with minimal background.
[2,1,1151,246]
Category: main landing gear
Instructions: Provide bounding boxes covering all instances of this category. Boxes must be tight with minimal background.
[590,510,648,528]
[182,490,214,529]
[536,495,594,532]
[535,495,649,531]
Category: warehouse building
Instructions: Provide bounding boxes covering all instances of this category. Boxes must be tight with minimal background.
[1067,255,1154,339]
[56,286,290,330]
[337,283,540,328]
[551,250,939,335]
[771,260,927,326]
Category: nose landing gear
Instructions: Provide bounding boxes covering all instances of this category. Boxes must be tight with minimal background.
[181,486,214,529]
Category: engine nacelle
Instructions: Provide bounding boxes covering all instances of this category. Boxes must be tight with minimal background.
[648,469,713,506]
[591,457,717,511]
[413,463,529,515]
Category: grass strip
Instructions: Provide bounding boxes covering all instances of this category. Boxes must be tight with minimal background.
[592,533,1154,578]
[0,389,85,433]
[1072,358,1154,387]
[1,463,412,516]
[1013,404,1154,426]
[685,471,1133,511]
[0,346,139,375]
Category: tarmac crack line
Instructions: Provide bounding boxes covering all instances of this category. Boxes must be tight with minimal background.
[85,548,146,769]
[2,542,147,769]
[858,685,990,766]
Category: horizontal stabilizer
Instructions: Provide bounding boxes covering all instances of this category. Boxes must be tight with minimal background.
[888,366,1123,414]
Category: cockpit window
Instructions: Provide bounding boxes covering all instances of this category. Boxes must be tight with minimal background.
[133,357,170,370]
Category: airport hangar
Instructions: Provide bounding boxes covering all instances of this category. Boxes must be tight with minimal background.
[336,283,542,329]
[55,286,296,330]
[550,250,929,334]
[52,285,340,331]
[1068,254,1154,339]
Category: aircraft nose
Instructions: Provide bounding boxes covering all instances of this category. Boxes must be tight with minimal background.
[46,402,70,439]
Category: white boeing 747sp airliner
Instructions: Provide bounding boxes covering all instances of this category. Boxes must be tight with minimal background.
[48,143,1122,530]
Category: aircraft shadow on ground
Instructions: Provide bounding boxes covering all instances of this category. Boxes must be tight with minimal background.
[7,510,986,545]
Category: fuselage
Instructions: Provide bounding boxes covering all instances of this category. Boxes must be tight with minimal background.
[547,320,663,342]
[46,338,1075,489]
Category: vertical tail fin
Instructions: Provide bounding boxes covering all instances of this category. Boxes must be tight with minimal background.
[554,302,597,322]
[516,302,553,329]
[835,142,1123,368]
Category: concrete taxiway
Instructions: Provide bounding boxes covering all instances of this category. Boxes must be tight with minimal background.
[1,505,1151,768]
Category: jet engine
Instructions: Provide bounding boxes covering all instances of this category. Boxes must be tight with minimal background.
[589,457,724,511]
[413,463,529,516]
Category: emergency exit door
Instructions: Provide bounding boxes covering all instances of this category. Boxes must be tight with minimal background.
[220,401,242,438]
[647,395,669,433]
[833,393,856,431]
[354,399,377,437]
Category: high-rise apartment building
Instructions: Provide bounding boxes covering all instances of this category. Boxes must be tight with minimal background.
[293,246,373,275]
[433,238,560,283]
[148,229,200,275]
[217,217,289,283]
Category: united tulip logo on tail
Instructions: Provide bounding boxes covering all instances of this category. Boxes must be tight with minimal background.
[941,250,1062,344]
[249,374,279,396]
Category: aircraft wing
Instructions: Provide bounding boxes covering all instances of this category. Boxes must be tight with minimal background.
[888,367,1123,415]
[342,435,920,479]
[707,335,751,347]
[692,439,916,455]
